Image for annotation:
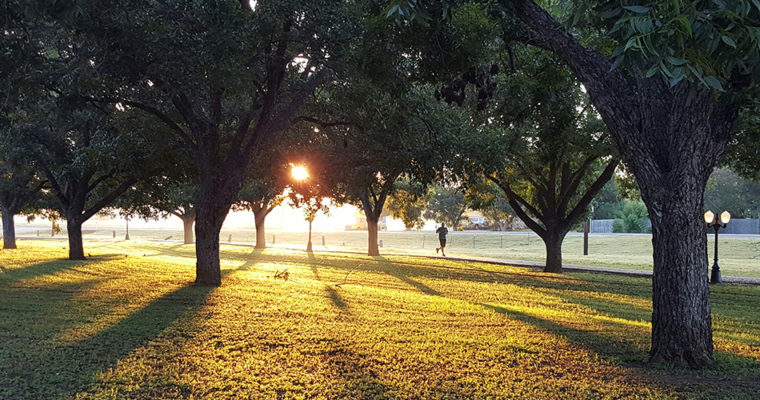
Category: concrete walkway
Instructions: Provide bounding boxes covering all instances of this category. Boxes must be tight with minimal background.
[222,241,760,286]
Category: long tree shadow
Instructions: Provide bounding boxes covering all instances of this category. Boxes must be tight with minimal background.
[373,256,442,297]
[305,254,351,312]
[478,302,645,361]
[0,259,88,285]
[2,282,217,399]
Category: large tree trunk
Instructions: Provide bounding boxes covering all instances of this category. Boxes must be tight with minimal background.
[194,199,228,286]
[253,210,267,249]
[628,95,733,368]
[181,215,195,244]
[1,205,17,249]
[541,232,564,273]
[67,219,86,260]
[367,217,379,256]
[647,183,713,367]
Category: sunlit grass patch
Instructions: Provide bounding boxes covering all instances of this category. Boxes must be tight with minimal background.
[0,240,758,399]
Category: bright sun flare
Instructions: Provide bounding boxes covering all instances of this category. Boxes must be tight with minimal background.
[291,165,309,180]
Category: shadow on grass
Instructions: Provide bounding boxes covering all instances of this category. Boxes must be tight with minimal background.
[478,302,645,361]
[326,286,350,311]
[0,259,87,284]
[306,254,351,312]
[374,255,442,297]
[531,286,652,323]
[122,245,760,376]
[1,282,216,399]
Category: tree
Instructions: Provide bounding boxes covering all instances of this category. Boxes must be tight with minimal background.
[591,180,625,220]
[0,3,47,249]
[287,159,332,253]
[306,80,461,256]
[724,110,760,181]
[465,179,514,231]
[390,0,760,368]
[163,186,198,245]
[23,99,162,260]
[387,178,430,230]
[423,185,470,229]
[122,181,199,245]
[233,148,289,249]
[65,0,362,285]
[0,144,45,249]
[704,169,760,218]
[461,49,617,273]
[612,201,650,233]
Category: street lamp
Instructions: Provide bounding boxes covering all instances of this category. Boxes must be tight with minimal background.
[704,210,731,284]
[291,164,313,252]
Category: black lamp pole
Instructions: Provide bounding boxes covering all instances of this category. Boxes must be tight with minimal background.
[704,210,730,284]
[709,222,721,284]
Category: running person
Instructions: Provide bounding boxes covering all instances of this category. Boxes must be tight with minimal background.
[435,223,448,256]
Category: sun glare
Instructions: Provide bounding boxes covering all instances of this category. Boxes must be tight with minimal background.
[291,165,309,181]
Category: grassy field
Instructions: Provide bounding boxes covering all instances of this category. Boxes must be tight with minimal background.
[19,227,760,277]
[1,240,759,399]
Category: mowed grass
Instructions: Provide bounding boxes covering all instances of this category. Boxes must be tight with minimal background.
[0,240,759,399]
[56,227,760,277]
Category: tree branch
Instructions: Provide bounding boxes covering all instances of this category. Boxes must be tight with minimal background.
[81,178,138,222]
[564,159,618,226]
[489,174,547,237]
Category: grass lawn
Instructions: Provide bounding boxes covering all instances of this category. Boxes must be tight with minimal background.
[51,227,760,277]
[1,240,759,399]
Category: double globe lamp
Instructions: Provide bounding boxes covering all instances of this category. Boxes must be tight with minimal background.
[703,210,731,284]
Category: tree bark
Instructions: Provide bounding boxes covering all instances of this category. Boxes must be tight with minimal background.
[181,215,195,244]
[648,187,713,367]
[1,205,17,249]
[67,219,86,260]
[193,198,228,286]
[253,210,267,249]
[367,217,379,256]
[541,232,564,273]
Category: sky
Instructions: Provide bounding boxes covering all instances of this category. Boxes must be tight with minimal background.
[12,202,433,232]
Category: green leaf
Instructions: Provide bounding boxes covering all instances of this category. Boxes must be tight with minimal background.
[675,15,692,36]
[622,5,650,14]
[666,56,688,66]
[600,7,622,19]
[624,37,640,51]
[609,56,624,72]
[704,75,725,91]
[721,35,737,48]
[386,5,400,18]
[645,66,659,78]
[670,74,685,87]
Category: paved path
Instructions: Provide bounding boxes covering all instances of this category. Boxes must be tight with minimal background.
[222,241,760,286]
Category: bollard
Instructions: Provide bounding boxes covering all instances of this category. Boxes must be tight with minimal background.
[228,234,232,243]
[379,239,384,248]
[113,230,116,238]
[322,235,325,246]
[422,235,425,248]
[500,235,503,248]
[272,234,276,245]
[37,230,40,237]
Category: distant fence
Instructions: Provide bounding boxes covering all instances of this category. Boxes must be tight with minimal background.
[591,218,760,234]
[590,219,616,234]
[720,219,760,234]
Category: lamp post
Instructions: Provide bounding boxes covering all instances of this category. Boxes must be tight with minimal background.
[290,165,312,252]
[703,210,731,284]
